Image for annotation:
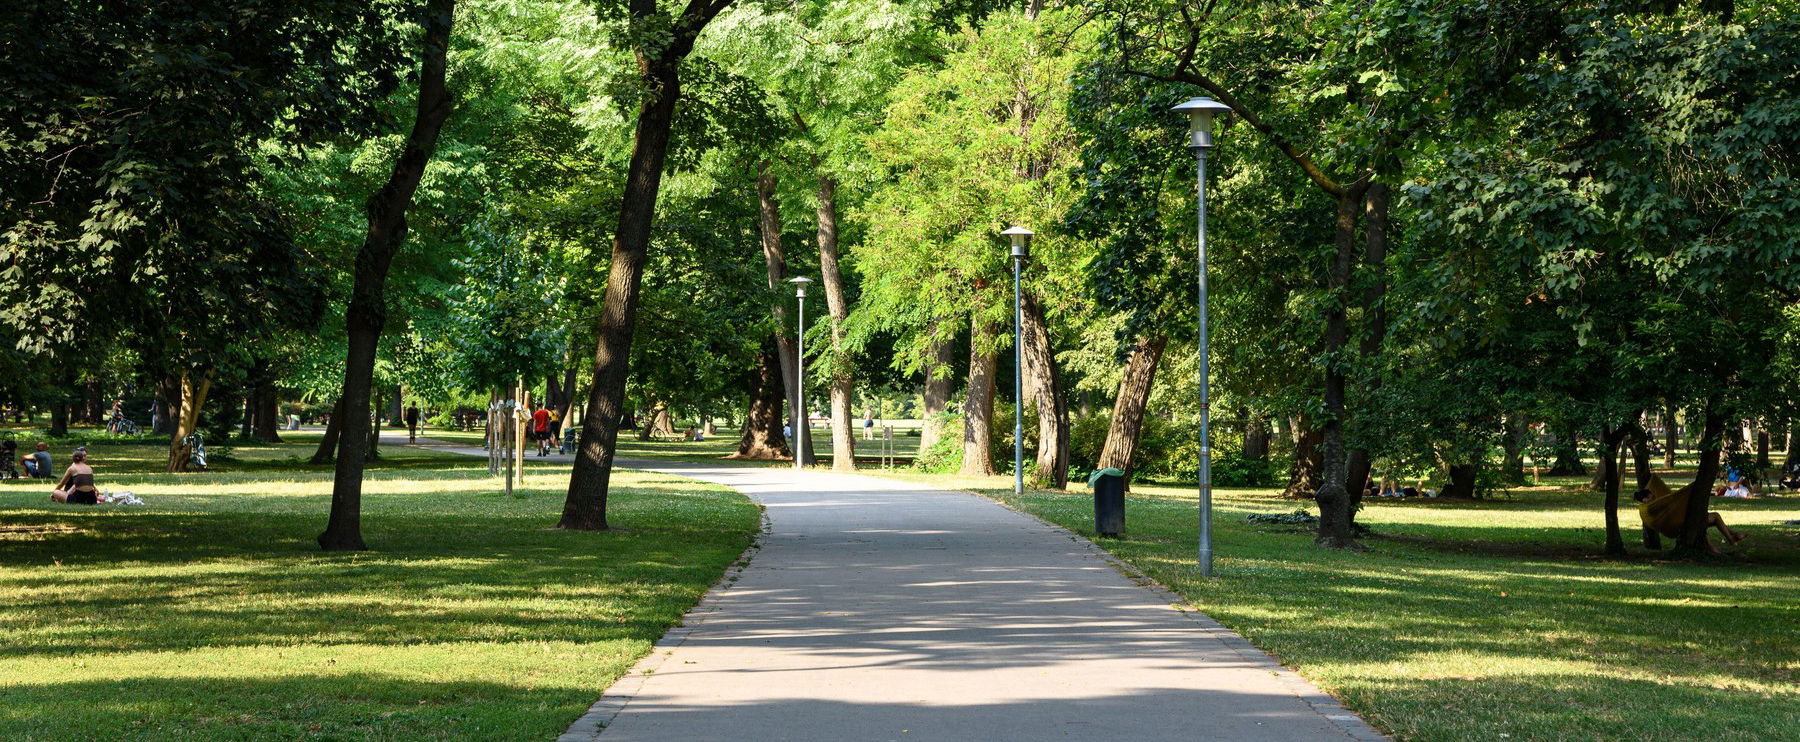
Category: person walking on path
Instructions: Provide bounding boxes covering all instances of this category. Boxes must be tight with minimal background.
[405,403,421,443]
[532,404,552,456]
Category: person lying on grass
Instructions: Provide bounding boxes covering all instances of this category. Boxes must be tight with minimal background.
[1636,482,1746,554]
[50,450,102,505]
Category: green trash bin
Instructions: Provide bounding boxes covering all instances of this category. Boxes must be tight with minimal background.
[1087,467,1126,537]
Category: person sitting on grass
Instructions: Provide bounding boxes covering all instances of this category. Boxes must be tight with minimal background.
[22,441,51,478]
[1780,464,1800,491]
[50,450,102,505]
[1636,476,1746,554]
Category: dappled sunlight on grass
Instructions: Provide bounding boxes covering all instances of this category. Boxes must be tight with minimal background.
[0,438,758,741]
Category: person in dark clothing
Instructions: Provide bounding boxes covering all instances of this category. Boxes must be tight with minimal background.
[405,403,421,443]
[22,442,51,478]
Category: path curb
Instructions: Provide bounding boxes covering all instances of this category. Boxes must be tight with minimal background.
[555,501,771,742]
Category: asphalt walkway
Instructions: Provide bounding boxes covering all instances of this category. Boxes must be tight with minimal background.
[393,434,1384,741]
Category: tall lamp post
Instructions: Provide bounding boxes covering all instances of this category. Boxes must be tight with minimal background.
[1172,96,1231,577]
[1002,226,1033,497]
[788,276,813,471]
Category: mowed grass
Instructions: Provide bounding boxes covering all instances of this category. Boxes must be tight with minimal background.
[881,470,1800,742]
[0,436,759,742]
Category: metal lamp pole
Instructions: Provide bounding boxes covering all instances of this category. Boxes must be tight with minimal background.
[1002,226,1033,497]
[1172,96,1231,577]
[788,276,812,471]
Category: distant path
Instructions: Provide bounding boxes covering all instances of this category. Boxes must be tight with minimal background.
[389,433,1385,741]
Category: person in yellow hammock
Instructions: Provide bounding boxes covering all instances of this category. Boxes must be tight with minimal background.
[1635,474,1746,554]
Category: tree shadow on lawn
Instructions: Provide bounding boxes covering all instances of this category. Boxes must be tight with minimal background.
[0,672,600,742]
[0,489,756,662]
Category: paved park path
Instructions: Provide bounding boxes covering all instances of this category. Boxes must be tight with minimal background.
[395,434,1385,741]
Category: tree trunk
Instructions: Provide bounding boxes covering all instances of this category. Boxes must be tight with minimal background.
[919,328,956,451]
[318,0,455,551]
[1285,418,1325,498]
[1599,424,1626,556]
[1316,189,1363,548]
[814,174,857,471]
[1439,462,1480,499]
[1345,183,1390,527]
[1675,405,1727,554]
[1629,420,1654,490]
[560,3,731,530]
[1756,427,1771,468]
[366,394,382,462]
[645,403,676,438]
[755,161,815,467]
[50,393,69,438]
[1020,292,1068,489]
[961,319,999,477]
[1663,405,1679,469]
[1242,409,1269,462]
[166,369,213,472]
[84,377,102,424]
[241,394,255,441]
[253,372,282,443]
[1501,414,1527,484]
[1785,422,1799,471]
[734,340,790,460]
[1549,426,1587,476]
[152,374,177,435]
[311,398,344,465]
[1097,335,1165,487]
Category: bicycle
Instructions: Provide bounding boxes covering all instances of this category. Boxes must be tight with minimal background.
[182,433,208,471]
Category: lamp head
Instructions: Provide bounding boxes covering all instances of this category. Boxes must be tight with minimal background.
[1000,226,1033,259]
[1171,96,1232,149]
[787,275,812,297]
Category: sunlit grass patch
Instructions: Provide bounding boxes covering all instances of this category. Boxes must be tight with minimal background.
[0,439,758,741]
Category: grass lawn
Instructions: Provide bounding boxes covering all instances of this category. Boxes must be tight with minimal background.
[879,470,1800,742]
[0,433,759,741]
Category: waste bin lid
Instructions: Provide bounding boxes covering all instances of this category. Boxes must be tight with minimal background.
[1087,467,1126,488]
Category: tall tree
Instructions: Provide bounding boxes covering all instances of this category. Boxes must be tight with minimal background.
[560,0,737,530]
[317,0,457,550]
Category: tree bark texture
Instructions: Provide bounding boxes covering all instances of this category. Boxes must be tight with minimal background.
[1676,405,1727,552]
[961,319,999,477]
[919,328,956,452]
[814,174,856,471]
[1501,414,1527,483]
[1599,424,1626,556]
[1438,462,1480,499]
[1097,335,1165,487]
[1785,423,1799,471]
[1549,426,1587,476]
[166,369,212,472]
[152,374,177,435]
[318,0,455,551]
[1664,406,1679,469]
[734,341,790,459]
[755,162,815,466]
[1344,182,1389,526]
[560,0,733,531]
[253,371,282,443]
[311,397,344,465]
[1019,292,1068,489]
[1242,409,1269,462]
[1285,418,1325,498]
[1315,190,1364,548]
[1756,427,1771,468]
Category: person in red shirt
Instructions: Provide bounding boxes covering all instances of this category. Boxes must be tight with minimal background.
[532,405,552,456]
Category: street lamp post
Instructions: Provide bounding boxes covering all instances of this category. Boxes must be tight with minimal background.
[1172,96,1231,577]
[1002,226,1033,497]
[788,276,813,472]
